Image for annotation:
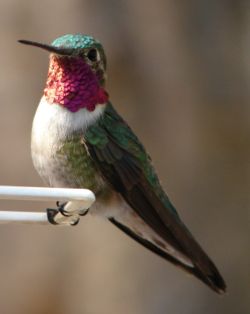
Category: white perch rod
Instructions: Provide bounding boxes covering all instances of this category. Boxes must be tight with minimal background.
[0,186,95,203]
[0,211,48,225]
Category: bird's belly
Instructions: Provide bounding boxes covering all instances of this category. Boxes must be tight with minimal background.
[32,134,105,193]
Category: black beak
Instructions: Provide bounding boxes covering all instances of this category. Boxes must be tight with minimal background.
[18,39,74,56]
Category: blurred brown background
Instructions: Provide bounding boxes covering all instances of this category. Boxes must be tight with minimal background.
[0,1,249,313]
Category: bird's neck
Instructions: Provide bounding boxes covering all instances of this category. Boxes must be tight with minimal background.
[33,96,106,146]
[44,56,108,112]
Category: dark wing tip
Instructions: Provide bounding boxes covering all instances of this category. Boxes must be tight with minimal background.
[110,217,226,294]
[206,266,227,294]
[191,257,226,294]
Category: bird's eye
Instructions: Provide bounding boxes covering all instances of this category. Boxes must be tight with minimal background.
[86,48,98,62]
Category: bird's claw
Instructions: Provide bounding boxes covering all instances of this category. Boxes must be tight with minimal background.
[70,217,80,226]
[79,208,89,216]
[57,201,71,217]
[46,208,59,225]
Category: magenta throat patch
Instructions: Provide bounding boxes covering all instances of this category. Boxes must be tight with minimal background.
[44,56,108,112]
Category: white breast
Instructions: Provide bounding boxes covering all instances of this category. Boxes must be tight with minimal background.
[32,96,105,143]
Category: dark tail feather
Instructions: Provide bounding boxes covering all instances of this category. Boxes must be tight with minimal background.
[109,218,226,294]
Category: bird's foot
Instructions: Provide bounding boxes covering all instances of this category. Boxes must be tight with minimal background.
[46,207,80,226]
[46,201,88,226]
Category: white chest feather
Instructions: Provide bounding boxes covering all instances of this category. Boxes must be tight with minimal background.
[32,96,105,145]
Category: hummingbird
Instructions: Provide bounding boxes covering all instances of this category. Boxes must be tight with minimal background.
[19,34,226,293]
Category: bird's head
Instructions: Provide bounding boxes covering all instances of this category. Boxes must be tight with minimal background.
[19,34,109,112]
